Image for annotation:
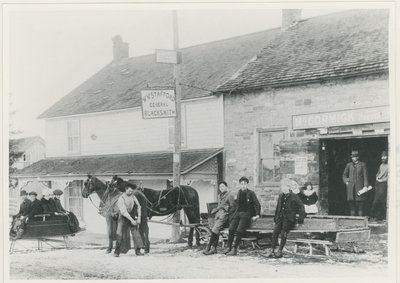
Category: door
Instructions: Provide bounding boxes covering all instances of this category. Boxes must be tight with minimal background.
[321,136,388,215]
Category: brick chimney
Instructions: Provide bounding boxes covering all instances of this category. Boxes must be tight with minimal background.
[112,35,129,61]
[281,9,301,30]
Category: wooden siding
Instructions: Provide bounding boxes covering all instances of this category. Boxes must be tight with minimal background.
[45,97,223,157]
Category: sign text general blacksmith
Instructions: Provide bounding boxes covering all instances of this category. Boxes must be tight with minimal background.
[141,89,176,119]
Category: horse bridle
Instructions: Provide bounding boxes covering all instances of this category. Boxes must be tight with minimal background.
[85,177,112,212]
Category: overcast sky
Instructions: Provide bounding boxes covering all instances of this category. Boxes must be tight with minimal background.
[5,4,354,139]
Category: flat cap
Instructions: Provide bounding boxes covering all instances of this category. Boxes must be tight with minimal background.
[28,191,38,196]
[53,189,63,196]
[20,190,27,196]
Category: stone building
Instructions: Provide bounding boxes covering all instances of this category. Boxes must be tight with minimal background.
[217,9,389,215]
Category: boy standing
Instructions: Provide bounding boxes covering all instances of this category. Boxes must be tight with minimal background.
[268,181,306,258]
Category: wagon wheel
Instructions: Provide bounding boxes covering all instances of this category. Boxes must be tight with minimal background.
[195,225,212,242]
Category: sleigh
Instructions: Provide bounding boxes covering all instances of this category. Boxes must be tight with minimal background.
[206,202,371,256]
[9,214,81,253]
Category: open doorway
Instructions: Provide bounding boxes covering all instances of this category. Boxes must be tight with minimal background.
[320,136,388,216]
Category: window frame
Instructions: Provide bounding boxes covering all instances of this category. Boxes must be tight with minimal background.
[257,127,287,186]
[67,119,81,155]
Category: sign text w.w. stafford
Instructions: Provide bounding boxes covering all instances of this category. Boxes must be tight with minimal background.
[141,89,176,119]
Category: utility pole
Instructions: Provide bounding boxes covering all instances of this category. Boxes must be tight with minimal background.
[171,10,182,242]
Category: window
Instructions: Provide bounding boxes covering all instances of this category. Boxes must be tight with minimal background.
[67,120,81,154]
[168,105,187,147]
[259,129,286,184]
[68,181,83,219]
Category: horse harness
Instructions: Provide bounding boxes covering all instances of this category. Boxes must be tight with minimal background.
[145,186,191,216]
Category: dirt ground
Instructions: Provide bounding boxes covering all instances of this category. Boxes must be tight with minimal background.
[8,224,389,280]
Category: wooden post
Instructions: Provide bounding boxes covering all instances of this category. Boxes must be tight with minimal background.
[171,10,182,242]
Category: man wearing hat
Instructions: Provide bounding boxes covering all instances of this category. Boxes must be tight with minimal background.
[342,150,369,216]
[27,191,43,219]
[10,190,31,238]
[14,190,31,219]
[12,191,42,239]
[371,151,388,221]
[223,176,261,256]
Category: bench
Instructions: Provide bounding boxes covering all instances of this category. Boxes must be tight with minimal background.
[287,239,334,256]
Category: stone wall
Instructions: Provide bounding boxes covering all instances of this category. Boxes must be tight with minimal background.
[223,74,389,215]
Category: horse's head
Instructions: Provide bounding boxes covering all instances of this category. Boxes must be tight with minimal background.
[110,175,128,193]
[82,174,96,198]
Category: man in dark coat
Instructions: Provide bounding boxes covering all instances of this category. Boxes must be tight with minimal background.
[10,190,31,238]
[27,191,43,218]
[223,177,261,256]
[268,181,306,258]
[12,191,42,239]
[14,190,31,219]
[342,150,369,216]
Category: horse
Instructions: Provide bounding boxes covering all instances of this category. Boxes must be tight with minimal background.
[82,175,131,253]
[111,176,201,246]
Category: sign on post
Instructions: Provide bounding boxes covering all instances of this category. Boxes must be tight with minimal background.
[156,49,182,64]
[141,89,176,119]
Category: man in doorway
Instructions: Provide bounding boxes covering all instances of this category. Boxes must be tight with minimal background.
[223,177,260,256]
[114,185,144,257]
[342,150,369,216]
[371,151,388,221]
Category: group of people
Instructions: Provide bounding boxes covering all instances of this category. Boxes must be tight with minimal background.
[10,189,80,239]
[202,149,388,258]
[203,176,306,258]
[342,150,388,219]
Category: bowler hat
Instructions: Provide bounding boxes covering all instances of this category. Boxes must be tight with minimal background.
[53,189,63,196]
[28,191,37,196]
[350,150,359,157]
[20,190,27,196]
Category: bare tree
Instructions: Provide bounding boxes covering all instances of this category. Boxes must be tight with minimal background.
[9,93,23,173]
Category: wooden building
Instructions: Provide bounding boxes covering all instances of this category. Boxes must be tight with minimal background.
[11,30,273,234]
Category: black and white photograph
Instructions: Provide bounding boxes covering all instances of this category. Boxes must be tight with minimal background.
[3,1,399,281]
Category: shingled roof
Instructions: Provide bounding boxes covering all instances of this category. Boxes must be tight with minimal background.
[217,9,388,93]
[38,29,281,119]
[13,148,223,176]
